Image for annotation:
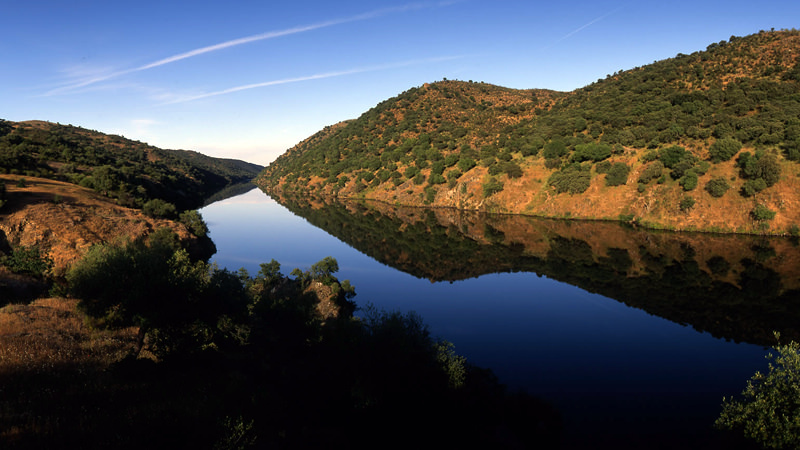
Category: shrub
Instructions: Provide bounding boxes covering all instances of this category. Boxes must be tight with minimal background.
[705,177,730,198]
[716,336,800,449]
[742,178,767,197]
[1,245,53,277]
[679,171,698,191]
[751,204,776,221]
[548,164,591,194]
[638,161,664,184]
[679,196,695,212]
[605,163,630,186]
[457,157,477,172]
[709,138,743,162]
[143,199,177,219]
[658,145,691,169]
[482,177,504,197]
[179,210,209,238]
[542,140,567,159]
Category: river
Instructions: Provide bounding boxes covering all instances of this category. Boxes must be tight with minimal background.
[200,187,786,448]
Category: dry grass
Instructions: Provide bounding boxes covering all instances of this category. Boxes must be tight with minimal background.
[0,297,137,375]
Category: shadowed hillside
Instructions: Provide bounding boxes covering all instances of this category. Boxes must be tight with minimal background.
[0,120,263,211]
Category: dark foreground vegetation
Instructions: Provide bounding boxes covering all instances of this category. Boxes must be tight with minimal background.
[1,229,561,449]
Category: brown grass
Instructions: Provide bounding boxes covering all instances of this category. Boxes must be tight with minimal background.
[0,297,137,375]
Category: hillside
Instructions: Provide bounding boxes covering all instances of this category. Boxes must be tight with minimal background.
[258,29,800,235]
[0,120,263,211]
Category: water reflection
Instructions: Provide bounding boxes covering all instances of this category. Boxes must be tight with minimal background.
[271,192,800,346]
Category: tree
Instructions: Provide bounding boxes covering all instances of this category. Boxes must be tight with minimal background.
[604,162,630,187]
[143,198,177,219]
[179,210,209,237]
[709,138,743,162]
[716,335,800,449]
[66,229,219,356]
[705,177,730,197]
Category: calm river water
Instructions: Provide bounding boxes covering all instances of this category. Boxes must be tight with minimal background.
[200,187,780,449]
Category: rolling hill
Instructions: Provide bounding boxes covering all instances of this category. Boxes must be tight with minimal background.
[0,120,263,211]
[257,29,800,235]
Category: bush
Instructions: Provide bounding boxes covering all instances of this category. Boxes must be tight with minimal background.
[679,171,698,191]
[179,210,209,237]
[679,196,695,212]
[742,178,767,197]
[705,177,730,198]
[638,161,664,184]
[1,245,53,277]
[751,204,776,221]
[143,199,177,219]
[716,336,800,449]
[548,164,591,194]
[709,138,743,162]
[482,177,504,197]
[605,163,630,187]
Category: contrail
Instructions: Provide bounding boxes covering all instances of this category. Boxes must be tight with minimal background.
[548,10,617,47]
[162,56,466,104]
[45,1,460,96]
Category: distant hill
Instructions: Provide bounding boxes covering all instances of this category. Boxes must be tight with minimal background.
[258,29,800,235]
[0,120,263,210]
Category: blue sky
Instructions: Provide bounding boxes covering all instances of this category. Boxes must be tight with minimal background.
[2,1,798,165]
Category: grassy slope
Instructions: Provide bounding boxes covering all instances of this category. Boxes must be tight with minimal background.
[258,29,800,235]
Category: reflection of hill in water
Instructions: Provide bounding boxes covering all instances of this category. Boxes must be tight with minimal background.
[271,193,800,346]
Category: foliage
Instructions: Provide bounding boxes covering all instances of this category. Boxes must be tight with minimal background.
[572,142,612,162]
[679,171,698,191]
[604,162,630,186]
[482,176,504,197]
[142,198,178,219]
[709,138,743,162]
[679,196,695,212]
[752,204,777,221]
[548,163,591,194]
[705,177,730,197]
[51,234,561,447]
[0,244,53,277]
[179,209,209,237]
[638,161,664,184]
[716,335,800,449]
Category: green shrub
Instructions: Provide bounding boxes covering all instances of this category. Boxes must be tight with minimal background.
[179,210,209,237]
[751,204,776,221]
[705,177,730,198]
[542,140,567,159]
[709,138,743,162]
[143,199,177,219]
[716,336,800,449]
[482,177,504,197]
[638,161,664,184]
[548,164,591,194]
[679,171,698,191]
[1,245,53,277]
[742,178,767,197]
[679,196,695,212]
[605,163,630,186]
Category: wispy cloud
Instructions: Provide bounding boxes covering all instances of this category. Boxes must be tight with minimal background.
[45,1,460,96]
[162,56,466,104]
[545,9,618,49]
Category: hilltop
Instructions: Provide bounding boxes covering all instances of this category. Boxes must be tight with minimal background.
[258,29,800,235]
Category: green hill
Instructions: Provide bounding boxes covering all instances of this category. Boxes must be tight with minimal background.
[0,120,263,210]
[257,29,800,235]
